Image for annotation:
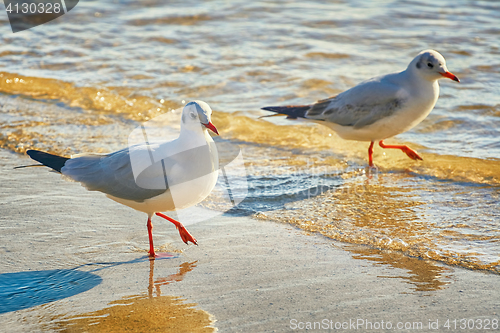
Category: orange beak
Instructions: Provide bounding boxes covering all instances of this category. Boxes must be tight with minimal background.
[203,122,219,135]
[439,71,460,82]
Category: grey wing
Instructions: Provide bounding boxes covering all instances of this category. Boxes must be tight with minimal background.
[61,146,168,202]
[304,77,407,128]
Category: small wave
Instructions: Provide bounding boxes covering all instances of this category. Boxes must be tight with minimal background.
[305,52,350,59]
[129,14,213,26]
[0,72,180,121]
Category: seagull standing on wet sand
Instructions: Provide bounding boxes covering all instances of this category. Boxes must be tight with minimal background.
[25,101,219,258]
[261,50,460,166]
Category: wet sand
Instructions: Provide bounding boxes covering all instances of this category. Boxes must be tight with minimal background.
[0,149,498,332]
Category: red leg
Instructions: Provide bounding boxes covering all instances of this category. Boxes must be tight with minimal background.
[368,141,375,166]
[379,140,423,161]
[147,217,156,258]
[155,212,197,245]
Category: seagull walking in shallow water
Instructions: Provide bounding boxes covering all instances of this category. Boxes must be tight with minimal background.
[25,101,219,258]
[262,50,460,166]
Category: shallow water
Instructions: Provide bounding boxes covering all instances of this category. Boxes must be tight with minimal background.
[0,0,499,322]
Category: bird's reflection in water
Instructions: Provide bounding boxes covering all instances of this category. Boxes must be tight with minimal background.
[148,260,197,297]
[48,260,216,333]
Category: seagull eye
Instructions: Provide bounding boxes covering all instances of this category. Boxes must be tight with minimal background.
[189,112,197,119]
[427,62,434,68]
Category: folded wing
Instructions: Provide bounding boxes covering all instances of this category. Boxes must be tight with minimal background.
[262,75,408,129]
[62,145,168,202]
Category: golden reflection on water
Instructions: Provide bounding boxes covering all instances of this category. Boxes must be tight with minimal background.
[345,245,452,293]
[45,261,216,333]
[0,72,178,122]
[54,294,215,333]
[257,171,500,274]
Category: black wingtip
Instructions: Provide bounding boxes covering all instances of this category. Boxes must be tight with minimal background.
[261,106,283,112]
[26,150,70,173]
[261,105,310,120]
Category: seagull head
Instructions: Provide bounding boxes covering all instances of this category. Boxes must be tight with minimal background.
[181,100,219,135]
[410,50,460,82]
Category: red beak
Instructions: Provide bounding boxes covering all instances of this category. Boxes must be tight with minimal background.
[439,71,460,82]
[203,122,219,135]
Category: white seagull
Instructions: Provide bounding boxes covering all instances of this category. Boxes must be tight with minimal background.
[25,101,219,258]
[262,50,460,166]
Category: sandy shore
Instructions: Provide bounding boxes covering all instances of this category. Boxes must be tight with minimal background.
[0,149,498,332]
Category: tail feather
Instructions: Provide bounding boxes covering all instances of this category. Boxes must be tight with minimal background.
[26,150,70,173]
[261,105,311,119]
